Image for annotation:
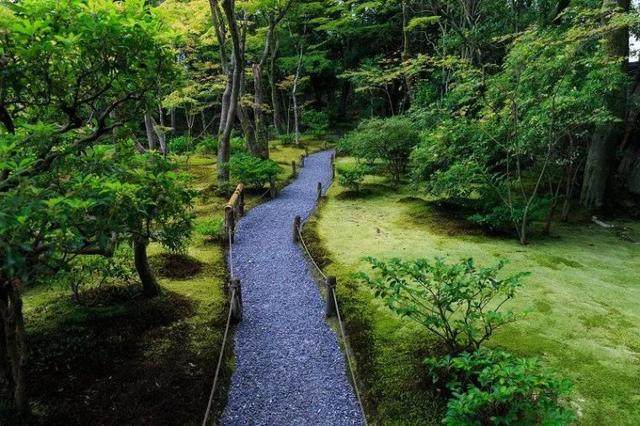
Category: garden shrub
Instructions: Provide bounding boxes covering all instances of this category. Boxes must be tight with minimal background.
[302,110,329,137]
[168,135,193,154]
[196,136,217,154]
[359,257,526,353]
[338,116,419,183]
[426,350,574,425]
[230,136,248,154]
[338,164,366,192]
[229,153,281,188]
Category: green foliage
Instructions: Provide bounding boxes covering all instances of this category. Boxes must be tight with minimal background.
[358,257,527,353]
[338,116,419,183]
[198,136,218,154]
[195,217,226,243]
[338,164,366,192]
[230,136,248,154]
[302,110,329,136]
[426,350,574,425]
[169,136,194,154]
[229,153,281,188]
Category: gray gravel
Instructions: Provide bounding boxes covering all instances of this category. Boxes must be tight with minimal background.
[220,150,363,426]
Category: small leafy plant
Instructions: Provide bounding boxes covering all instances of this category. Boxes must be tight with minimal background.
[426,349,575,425]
[229,153,281,188]
[359,257,526,354]
[338,164,366,192]
[195,217,226,243]
[168,135,194,154]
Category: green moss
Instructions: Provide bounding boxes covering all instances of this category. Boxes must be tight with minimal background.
[308,156,640,425]
[18,139,325,423]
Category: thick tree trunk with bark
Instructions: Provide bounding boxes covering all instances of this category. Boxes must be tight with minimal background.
[581,0,630,210]
[133,237,160,297]
[0,285,29,416]
[170,108,177,136]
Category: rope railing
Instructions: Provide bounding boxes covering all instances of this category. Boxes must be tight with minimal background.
[292,154,369,425]
[203,151,360,425]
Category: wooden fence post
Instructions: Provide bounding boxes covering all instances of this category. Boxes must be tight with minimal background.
[230,278,243,323]
[300,154,305,167]
[238,190,245,216]
[291,160,297,177]
[293,215,301,242]
[317,182,322,201]
[325,276,337,318]
[331,154,335,179]
[224,205,235,244]
[270,178,277,199]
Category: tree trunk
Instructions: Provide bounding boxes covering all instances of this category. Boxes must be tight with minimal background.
[269,41,285,133]
[144,112,158,151]
[217,0,244,184]
[133,238,160,297]
[292,47,304,147]
[238,71,258,155]
[170,108,177,136]
[0,285,29,416]
[581,0,630,210]
[252,63,269,159]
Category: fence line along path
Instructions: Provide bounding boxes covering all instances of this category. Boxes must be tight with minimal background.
[221,150,364,425]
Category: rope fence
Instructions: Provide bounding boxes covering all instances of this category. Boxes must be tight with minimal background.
[292,152,369,425]
[202,151,367,425]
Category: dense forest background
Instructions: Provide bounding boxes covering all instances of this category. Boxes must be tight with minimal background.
[1,0,639,423]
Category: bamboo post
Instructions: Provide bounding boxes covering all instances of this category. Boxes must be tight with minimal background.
[325,276,337,318]
[230,278,243,323]
[270,178,277,199]
[224,205,235,244]
[239,190,245,216]
[291,160,297,177]
[317,182,322,201]
[293,215,301,242]
[300,154,305,167]
[331,153,336,179]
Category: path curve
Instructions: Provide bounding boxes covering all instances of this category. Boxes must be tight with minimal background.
[221,150,363,425]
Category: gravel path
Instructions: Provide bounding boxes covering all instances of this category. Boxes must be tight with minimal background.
[221,150,363,426]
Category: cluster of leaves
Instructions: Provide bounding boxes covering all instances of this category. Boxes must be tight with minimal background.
[195,217,226,243]
[302,110,329,136]
[338,116,420,183]
[338,164,366,192]
[359,257,526,353]
[228,153,281,188]
[359,256,573,422]
[408,9,633,240]
[426,350,575,425]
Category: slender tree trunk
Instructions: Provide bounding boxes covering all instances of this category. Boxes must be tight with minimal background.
[170,108,177,136]
[252,63,269,159]
[238,71,257,154]
[144,112,157,151]
[217,0,244,184]
[0,285,29,416]
[133,238,160,297]
[292,47,304,147]
[269,41,285,133]
[581,0,630,210]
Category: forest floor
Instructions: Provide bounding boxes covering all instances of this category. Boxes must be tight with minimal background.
[15,137,322,424]
[302,156,640,425]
